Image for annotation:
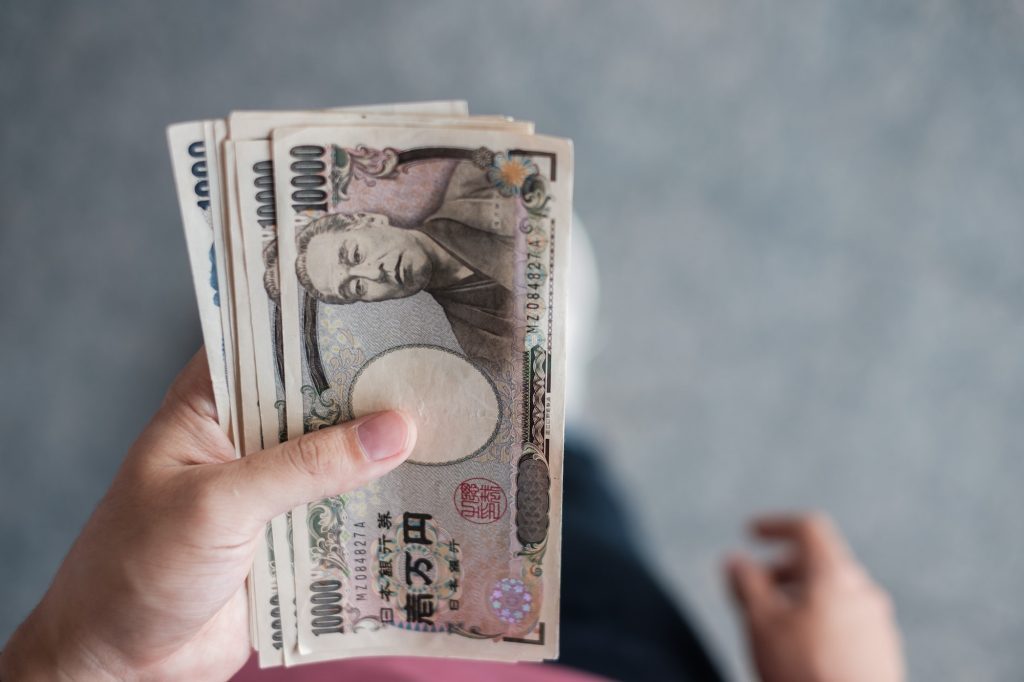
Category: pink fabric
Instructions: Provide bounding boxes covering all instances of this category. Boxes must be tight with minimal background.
[232,653,607,682]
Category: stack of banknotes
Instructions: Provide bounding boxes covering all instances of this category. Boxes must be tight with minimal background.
[166,101,572,667]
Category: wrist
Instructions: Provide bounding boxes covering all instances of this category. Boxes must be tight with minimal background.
[1,601,122,682]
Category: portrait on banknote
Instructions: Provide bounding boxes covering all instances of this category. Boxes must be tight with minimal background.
[293,159,518,371]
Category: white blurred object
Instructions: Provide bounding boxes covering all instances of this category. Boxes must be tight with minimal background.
[565,214,599,424]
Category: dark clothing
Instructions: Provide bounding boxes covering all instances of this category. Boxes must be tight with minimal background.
[557,433,726,682]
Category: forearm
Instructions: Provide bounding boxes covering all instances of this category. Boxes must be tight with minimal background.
[1,600,122,682]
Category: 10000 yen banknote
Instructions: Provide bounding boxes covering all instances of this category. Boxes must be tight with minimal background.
[273,126,572,661]
[234,141,288,664]
[167,123,233,436]
[229,104,503,666]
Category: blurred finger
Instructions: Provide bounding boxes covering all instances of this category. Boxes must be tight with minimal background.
[752,513,853,573]
[768,556,804,585]
[726,554,783,620]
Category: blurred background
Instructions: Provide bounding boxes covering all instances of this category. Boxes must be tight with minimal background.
[2,1,1023,679]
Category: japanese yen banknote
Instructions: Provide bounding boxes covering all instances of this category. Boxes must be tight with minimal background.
[166,102,572,667]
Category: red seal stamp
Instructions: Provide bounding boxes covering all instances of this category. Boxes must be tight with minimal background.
[454,478,508,524]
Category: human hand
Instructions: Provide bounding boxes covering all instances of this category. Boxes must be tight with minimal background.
[726,514,905,682]
[0,350,417,681]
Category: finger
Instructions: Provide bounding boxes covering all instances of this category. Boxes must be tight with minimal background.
[725,554,783,620]
[751,513,853,574]
[768,556,804,585]
[214,410,417,525]
[162,347,218,424]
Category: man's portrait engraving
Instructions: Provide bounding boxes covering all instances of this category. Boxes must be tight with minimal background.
[293,160,519,370]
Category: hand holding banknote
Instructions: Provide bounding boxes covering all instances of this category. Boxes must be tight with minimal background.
[0,351,415,681]
[160,101,572,666]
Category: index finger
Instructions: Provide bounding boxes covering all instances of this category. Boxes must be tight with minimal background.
[751,513,853,574]
[163,347,219,424]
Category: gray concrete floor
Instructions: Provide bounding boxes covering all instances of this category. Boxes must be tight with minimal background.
[2,2,1023,680]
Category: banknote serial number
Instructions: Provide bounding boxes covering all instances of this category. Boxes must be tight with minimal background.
[522,218,549,342]
[352,528,370,602]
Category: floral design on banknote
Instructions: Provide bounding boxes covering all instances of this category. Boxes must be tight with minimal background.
[489,578,533,625]
[328,145,400,204]
[308,495,348,576]
[265,522,278,580]
[300,384,343,431]
[487,153,538,197]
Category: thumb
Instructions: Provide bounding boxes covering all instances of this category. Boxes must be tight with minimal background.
[726,554,781,622]
[216,410,416,524]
